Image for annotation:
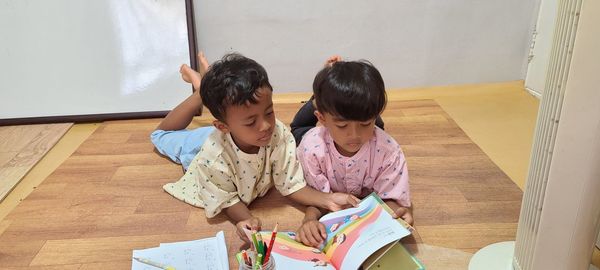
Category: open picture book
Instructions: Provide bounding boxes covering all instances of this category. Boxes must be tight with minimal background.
[240,193,421,270]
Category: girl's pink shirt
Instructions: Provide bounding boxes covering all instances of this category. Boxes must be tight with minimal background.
[297,126,411,207]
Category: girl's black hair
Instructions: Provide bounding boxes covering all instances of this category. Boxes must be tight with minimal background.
[313,60,386,121]
[200,53,272,121]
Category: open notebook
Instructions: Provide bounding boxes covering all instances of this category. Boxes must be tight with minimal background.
[131,231,228,270]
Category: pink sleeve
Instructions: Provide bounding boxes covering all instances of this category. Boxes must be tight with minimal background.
[296,141,331,193]
[373,149,411,207]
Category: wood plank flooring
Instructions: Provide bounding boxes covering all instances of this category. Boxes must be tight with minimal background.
[0,123,72,202]
[0,100,522,269]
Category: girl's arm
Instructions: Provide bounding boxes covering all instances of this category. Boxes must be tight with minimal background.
[372,142,411,208]
[384,200,414,225]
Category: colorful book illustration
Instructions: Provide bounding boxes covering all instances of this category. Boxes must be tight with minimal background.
[238,193,417,270]
[132,231,229,270]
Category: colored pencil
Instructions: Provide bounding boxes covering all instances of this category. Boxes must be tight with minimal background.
[256,253,263,267]
[242,250,250,266]
[256,233,265,255]
[263,241,268,256]
[251,231,259,252]
[133,257,176,270]
[264,223,278,262]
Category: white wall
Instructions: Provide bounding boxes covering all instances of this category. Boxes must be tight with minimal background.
[194,0,539,92]
[0,0,191,120]
[525,0,559,97]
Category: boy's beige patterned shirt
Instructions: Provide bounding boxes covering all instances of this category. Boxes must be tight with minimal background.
[163,119,306,217]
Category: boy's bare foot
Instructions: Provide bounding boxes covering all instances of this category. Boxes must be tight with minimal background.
[179,51,210,92]
[179,64,203,115]
[178,51,210,115]
[325,55,342,67]
[197,51,210,77]
[180,64,201,91]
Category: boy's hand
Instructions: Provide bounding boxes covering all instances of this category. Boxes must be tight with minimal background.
[324,55,342,67]
[325,193,360,212]
[391,206,414,226]
[235,217,262,243]
[296,219,327,247]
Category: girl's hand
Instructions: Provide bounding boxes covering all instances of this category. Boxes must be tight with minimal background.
[392,206,414,226]
[235,217,261,243]
[325,193,360,212]
[296,219,327,247]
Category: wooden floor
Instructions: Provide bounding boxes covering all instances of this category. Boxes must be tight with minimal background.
[0,123,72,202]
[0,124,99,223]
[0,100,523,269]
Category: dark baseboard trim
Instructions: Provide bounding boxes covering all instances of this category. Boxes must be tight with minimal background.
[0,111,169,126]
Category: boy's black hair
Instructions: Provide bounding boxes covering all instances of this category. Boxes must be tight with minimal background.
[313,60,386,122]
[200,53,272,121]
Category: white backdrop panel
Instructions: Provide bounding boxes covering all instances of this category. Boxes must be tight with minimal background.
[0,0,191,119]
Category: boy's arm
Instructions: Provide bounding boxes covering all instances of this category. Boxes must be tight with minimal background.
[287,186,360,212]
[296,206,328,247]
[156,90,203,131]
[223,201,254,224]
[224,201,262,243]
[303,205,325,221]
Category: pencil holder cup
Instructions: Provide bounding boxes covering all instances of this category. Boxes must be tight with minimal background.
[239,255,275,270]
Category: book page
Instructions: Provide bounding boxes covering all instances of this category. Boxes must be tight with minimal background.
[132,231,228,270]
[258,231,337,270]
[319,194,411,270]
